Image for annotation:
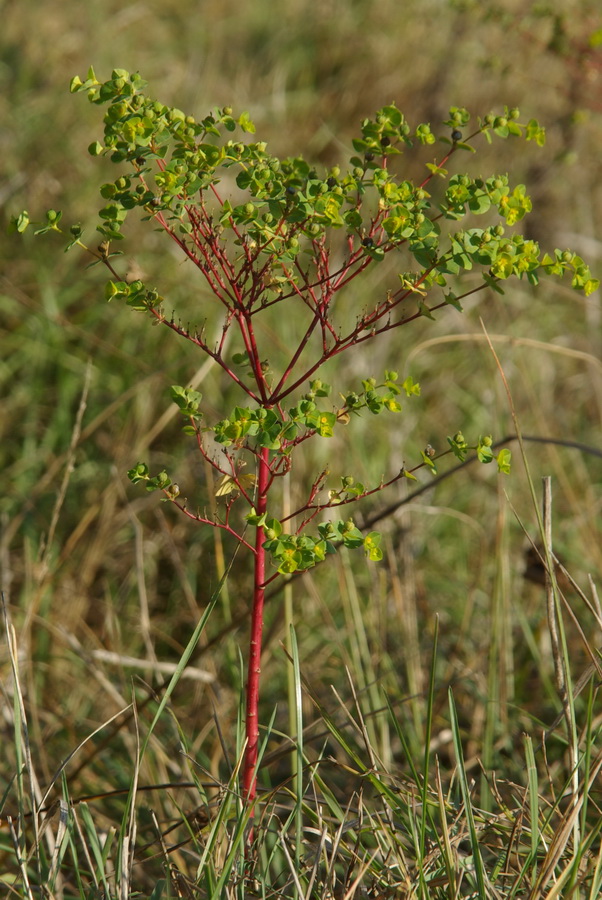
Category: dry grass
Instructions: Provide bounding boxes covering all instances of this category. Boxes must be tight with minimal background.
[1,0,602,895]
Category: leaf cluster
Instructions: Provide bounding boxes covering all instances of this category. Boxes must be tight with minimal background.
[12,67,600,574]
[246,510,382,573]
[13,67,593,300]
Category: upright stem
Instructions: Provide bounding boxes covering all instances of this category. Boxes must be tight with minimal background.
[242,445,271,807]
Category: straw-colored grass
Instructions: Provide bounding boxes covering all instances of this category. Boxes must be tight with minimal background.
[2,0,601,895]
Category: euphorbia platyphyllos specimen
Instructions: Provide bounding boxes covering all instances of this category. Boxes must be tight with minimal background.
[15,67,598,815]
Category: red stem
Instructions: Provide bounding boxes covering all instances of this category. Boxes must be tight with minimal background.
[242,445,271,808]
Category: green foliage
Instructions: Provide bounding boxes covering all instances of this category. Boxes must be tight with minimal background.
[127,462,173,493]
[170,384,203,419]
[17,69,597,292]
[14,68,600,821]
[16,67,600,577]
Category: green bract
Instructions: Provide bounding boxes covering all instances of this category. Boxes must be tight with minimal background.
[16,68,599,577]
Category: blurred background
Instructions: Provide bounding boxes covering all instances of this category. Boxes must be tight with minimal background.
[1,0,602,855]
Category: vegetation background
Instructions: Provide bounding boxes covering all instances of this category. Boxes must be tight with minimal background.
[2,0,602,895]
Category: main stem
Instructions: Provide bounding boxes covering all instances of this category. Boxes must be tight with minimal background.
[242,445,271,808]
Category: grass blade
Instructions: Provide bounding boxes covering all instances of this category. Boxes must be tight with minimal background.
[449,687,488,897]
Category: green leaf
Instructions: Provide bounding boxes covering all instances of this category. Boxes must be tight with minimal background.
[400,468,417,481]
[277,555,299,575]
[264,518,282,540]
[104,280,128,301]
[402,376,420,397]
[344,209,363,229]
[65,224,84,251]
[341,530,364,550]
[444,291,463,311]
[10,211,30,233]
[482,272,505,295]
[421,450,437,474]
[147,470,171,492]
[127,462,150,484]
[364,532,383,562]
[526,119,546,147]
[417,299,435,320]
[309,379,331,398]
[31,209,63,236]
[245,508,267,528]
[425,163,448,178]
[315,411,336,437]
[476,435,494,463]
[496,448,512,474]
[238,111,255,133]
[447,432,468,461]
[170,385,202,416]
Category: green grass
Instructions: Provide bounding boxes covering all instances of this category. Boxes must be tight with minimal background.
[2,0,602,895]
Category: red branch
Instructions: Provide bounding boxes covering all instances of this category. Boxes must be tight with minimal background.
[169,499,255,552]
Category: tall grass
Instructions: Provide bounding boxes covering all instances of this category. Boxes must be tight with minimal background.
[2,0,601,895]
